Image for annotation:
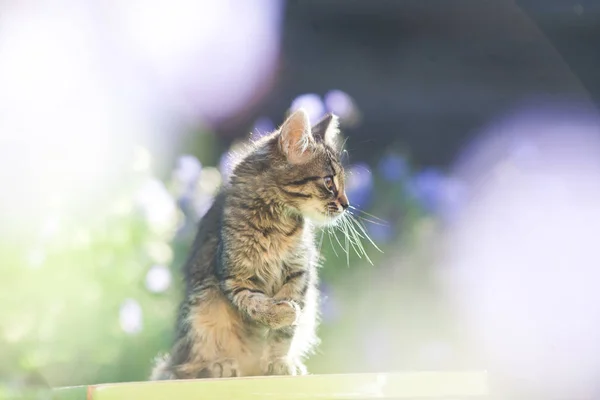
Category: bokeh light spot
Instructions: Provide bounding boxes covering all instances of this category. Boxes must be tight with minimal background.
[290,93,326,123]
[119,299,143,335]
[145,265,172,294]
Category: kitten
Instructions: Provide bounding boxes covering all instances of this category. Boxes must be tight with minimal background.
[150,109,349,379]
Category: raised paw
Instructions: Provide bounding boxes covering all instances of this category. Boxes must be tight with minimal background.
[266,300,300,330]
[207,358,239,378]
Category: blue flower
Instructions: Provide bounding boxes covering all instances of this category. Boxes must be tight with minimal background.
[408,167,467,220]
[438,177,467,223]
[290,93,326,122]
[345,163,373,209]
[319,283,340,323]
[172,155,203,220]
[377,153,408,182]
[251,116,275,139]
[324,89,356,120]
[366,222,394,243]
[407,167,446,213]
[174,155,202,189]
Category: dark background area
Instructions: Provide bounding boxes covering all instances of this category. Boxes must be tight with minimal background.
[218,0,600,168]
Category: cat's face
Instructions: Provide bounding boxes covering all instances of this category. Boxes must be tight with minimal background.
[274,110,349,227]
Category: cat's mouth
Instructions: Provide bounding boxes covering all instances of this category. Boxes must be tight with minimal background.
[326,202,344,217]
[301,206,344,227]
[318,204,345,225]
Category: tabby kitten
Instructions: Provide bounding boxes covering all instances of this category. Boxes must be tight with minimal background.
[151,109,349,379]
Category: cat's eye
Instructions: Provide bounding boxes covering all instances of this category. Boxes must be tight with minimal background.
[323,176,335,191]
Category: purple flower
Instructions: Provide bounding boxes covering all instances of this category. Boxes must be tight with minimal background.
[174,155,202,188]
[345,163,373,209]
[319,283,340,323]
[408,168,467,220]
[324,89,356,120]
[366,222,394,243]
[192,192,214,220]
[290,93,326,122]
[438,177,468,223]
[407,167,446,213]
[377,153,408,182]
[251,116,275,139]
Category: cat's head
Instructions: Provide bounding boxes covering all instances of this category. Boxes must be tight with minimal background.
[272,108,349,226]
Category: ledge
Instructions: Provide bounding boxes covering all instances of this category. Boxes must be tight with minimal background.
[53,371,488,400]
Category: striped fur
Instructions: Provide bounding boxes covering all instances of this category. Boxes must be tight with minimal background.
[151,109,349,379]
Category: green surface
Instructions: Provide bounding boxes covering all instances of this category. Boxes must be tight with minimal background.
[52,386,87,400]
[53,372,488,400]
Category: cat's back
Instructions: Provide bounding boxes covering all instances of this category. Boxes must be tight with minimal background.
[183,191,226,286]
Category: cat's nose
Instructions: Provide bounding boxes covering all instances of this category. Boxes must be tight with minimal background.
[338,193,349,210]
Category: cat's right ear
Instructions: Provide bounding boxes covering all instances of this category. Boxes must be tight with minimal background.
[311,112,340,149]
[279,108,314,164]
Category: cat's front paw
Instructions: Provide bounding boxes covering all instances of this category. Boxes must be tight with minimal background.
[295,360,308,375]
[263,357,298,376]
[207,358,239,378]
[266,300,300,329]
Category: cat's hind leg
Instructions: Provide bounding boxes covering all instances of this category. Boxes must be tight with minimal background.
[173,288,249,378]
[149,354,176,380]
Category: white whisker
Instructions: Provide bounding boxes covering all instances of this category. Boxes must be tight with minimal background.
[347,217,370,263]
[340,214,363,260]
[317,227,325,255]
[345,218,350,267]
[324,209,339,258]
[348,205,388,224]
[350,215,383,254]
[348,210,388,226]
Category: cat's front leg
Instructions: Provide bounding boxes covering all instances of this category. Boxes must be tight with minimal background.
[259,264,313,376]
[261,328,306,376]
[273,262,312,313]
[221,276,299,329]
[206,358,239,378]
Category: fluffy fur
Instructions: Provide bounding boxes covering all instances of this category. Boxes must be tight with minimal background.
[151,109,349,379]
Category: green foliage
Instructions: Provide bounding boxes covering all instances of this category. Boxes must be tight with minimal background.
[1,135,452,390]
[0,150,183,388]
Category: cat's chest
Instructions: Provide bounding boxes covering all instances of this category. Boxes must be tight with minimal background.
[256,221,308,263]
[248,219,314,295]
[259,245,308,296]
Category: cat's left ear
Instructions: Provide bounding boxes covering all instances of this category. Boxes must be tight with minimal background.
[311,113,340,148]
[279,108,315,164]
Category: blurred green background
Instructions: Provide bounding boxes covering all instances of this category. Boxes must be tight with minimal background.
[0,123,463,389]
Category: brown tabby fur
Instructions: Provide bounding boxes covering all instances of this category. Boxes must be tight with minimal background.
[151,109,349,379]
